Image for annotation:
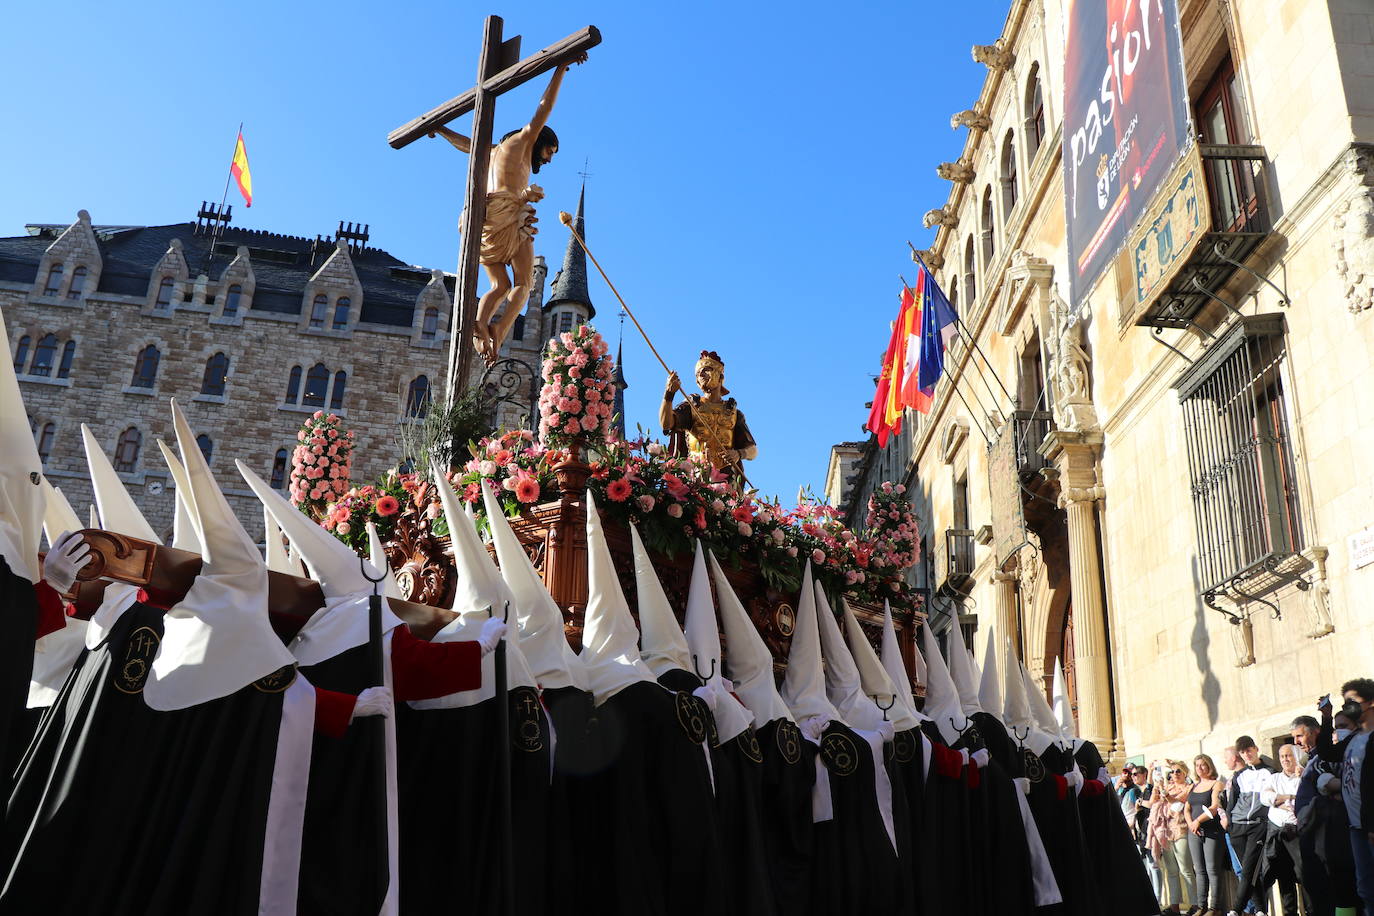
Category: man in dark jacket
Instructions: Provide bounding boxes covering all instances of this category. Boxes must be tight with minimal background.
[1340,678,1374,911]
[1227,734,1277,915]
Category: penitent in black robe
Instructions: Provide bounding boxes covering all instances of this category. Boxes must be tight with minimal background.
[0,558,40,800]
[918,722,977,916]
[963,714,1037,916]
[884,730,919,916]
[755,717,815,916]
[1073,740,1157,916]
[1022,741,1097,916]
[579,679,726,916]
[394,673,555,916]
[811,721,901,916]
[3,601,309,914]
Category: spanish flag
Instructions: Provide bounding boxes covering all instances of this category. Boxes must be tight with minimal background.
[231,129,253,207]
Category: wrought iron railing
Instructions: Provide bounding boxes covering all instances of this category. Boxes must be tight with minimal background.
[944,528,975,582]
[1010,409,1053,481]
[1199,144,1271,236]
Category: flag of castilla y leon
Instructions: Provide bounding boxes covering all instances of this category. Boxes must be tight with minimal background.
[231,130,253,207]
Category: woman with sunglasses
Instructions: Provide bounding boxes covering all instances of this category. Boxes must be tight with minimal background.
[1150,759,1199,914]
[1187,754,1228,916]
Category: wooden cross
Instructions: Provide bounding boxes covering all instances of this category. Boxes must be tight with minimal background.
[388,16,601,407]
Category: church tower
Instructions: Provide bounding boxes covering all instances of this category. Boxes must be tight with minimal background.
[612,321,628,441]
[544,182,595,338]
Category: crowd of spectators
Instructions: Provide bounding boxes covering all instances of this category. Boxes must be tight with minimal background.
[1116,678,1374,916]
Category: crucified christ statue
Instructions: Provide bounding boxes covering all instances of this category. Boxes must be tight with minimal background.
[430,53,586,363]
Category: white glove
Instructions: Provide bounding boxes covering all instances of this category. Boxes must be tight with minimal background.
[799,715,830,743]
[478,618,508,655]
[350,686,394,721]
[692,683,720,712]
[43,531,92,593]
[971,748,990,769]
[876,720,895,743]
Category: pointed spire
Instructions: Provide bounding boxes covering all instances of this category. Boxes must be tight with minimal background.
[631,524,692,678]
[481,481,586,692]
[82,424,159,543]
[40,480,82,548]
[879,601,927,724]
[156,440,202,554]
[0,309,43,582]
[545,181,595,318]
[365,522,403,599]
[978,624,1002,718]
[780,562,841,725]
[611,327,628,441]
[580,491,656,704]
[684,541,753,742]
[708,549,791,726]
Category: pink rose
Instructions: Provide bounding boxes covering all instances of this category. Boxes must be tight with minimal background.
[479,460,497,476]
[638,495,655,512]
[812,549,826,565]
[737,522,752,537]
[666,503,683,518]
[710,498,725,513]
[771,528,785,544]
[313,410,324,420]
[337,521,351,536]
[787,546,798,558]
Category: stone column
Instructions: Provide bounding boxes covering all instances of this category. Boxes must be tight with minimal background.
[1040,428,1113,751]
[991,567,1019,656]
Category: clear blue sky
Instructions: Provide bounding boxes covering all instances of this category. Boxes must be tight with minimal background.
[0,0,1012,504]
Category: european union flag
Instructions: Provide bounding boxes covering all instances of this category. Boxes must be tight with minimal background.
[915,262,959,394]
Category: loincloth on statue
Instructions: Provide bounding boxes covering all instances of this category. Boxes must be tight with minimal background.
[480,186,542,266]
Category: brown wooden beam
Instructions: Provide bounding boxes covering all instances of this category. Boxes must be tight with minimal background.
[386,25,601,150]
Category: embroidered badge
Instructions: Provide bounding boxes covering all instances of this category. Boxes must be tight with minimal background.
[509,686,545,753]
[776,720,802,765]
[738,727,763,763]
[821,732,860,777]
[253,665,298,694]
[675,691,709,745]
[112,626,160,694]
[1023,747,1047,784]
[892,729,918,764]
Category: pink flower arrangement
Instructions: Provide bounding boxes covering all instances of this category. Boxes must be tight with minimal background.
[537,324,616,449]
[289,413,355,519]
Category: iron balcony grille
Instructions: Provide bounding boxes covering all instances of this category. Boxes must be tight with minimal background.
[944,528,975,584]
[1175,314,1303,596]
[1011,409,1054,481]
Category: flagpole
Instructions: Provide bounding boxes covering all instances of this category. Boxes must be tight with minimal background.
[899,272,999,435]
[206,123,243,272]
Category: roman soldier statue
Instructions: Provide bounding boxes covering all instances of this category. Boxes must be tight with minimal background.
[660,350,757,484]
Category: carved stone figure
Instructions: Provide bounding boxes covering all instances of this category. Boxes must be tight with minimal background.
[950,109,992,132]
[911,247,944,271]
[1051,318,1099,431]
[936,159,976,184]
[1334,190,1374,314]
[923,206,959,230]
[431,54,587,361]
[660,350,758,483]
[971,40,1014,71]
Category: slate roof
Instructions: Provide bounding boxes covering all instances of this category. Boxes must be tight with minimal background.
[545,183,594,318]
[0,220,451,328]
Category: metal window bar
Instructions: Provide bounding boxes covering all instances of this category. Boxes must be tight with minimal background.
[1178,321,1300,592]
[945,528,975,580]
[1011,409,1054,480]
[1199,144,1270,236]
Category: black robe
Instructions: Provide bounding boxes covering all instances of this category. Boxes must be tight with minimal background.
[1021,741,1097,916]
[811,720,901,915]
[4,601,305,914]
[579,678,725,916]
[1072,740,1156,916]
[883,729,919,916]
[0,559,40,801]
[963,714,1037,916]
[394,674,555,916]
[541,683,596,899]
[918,722,976,916]
[755,717,815,916]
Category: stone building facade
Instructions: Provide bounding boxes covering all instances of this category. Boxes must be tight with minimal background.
[2,207,552,542]
[837,0,1374,765]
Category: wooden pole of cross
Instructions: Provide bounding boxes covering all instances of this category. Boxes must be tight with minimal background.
[387,17,601,413]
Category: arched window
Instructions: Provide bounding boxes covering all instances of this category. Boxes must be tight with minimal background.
[30,334,58,378]
[332,297,350,330]
[114,427,142,473]
[13,336,30,373]
[57,340,76,379]
[309,294,329,329]
[132,344,160,388]
[223,284,242,318]
[67,266,87,300]
[1001,130,1019,215]
[270,448,289,489]
[42,264,63,297]
[303,363,329,407]
[285,366,302,404]
[330,370,347,410]
[1025,64,1045,161]
[154,277,174,310]
[406,375,430,418]
[37,423,55,463]
[963,236,978,306]
[196,434,214,463]
[980,186,995,265]
[512,313,526,341]
[201,352,229,396]
[421,307,439,342]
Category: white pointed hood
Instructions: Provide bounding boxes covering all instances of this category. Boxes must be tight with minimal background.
[708,550,791,726]
[631,524,693,679]
[156,441,203,554]
[365,522,403,599]
[814,585,882,729]
[580,491,657,705]
[880,602,928,725]
[684,541,753,742]
[40,479,82,548]
[1052,658,1078,747]
[945,613,983,718]
[910,627,928,691]
[263,510,295,576]
[481,481,585,692]
[779,562,841,725]
[144,401,296,710]
[88,504,99,529]
[977,624,1003,719]
[1001,639,1032,729]
[82,423,159,543]
[921,620,965,744]
[844,599,916,731]
[1025,662,1059,733]
[0,311,43,583]
[415,470,536,707]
